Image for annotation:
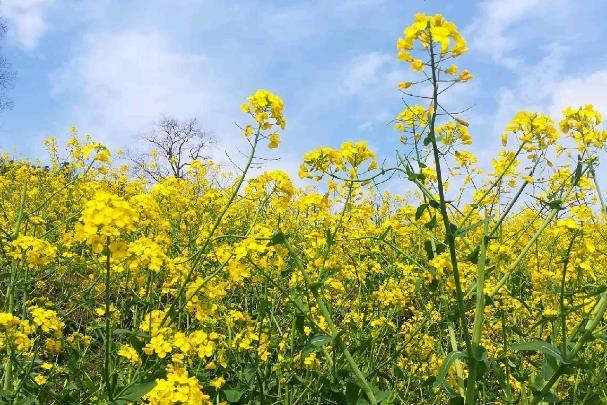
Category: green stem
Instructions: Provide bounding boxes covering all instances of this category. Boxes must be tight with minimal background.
[427,31,473,372]
[489,184,576,298]
[3,182,27,392]
[161,130,260,326]
[530,291,607,405]
[283,237,377,405]
[465,219,489,404]
[104,238,113,400]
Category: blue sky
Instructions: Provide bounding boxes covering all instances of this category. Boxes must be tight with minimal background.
[0,0,607,178]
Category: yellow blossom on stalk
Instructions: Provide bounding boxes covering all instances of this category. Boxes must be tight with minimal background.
[118,344,142,365]
[445,64,458,74]
[394,105,428,135]
[505,112,559,151]
[74,191,137,253]
[300,141,377,180]
[0,312,35,352]
[410,59,424,71]
[397,13,468,67]
[244,125,254,138]
[421,167,437,181]
[241,89,286,131]
[437,121,472,145]
[144,335,173,358]
[454,150,477,168]
[209,376,225,389]
[139,310,172,337]
[9,236,57,269]
[456,70,473,82]
[429,253,452,279]
[560,104,607,151]
[34,375,47,385]
[143,366,211,405]
[268,133,280,149]
[28,306,64,335]
[397,81,413,90]
[128,237,167,272]
[41,362,54,370]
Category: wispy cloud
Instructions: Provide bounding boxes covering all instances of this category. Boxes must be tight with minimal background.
[0,0,55,49]
[51,30,238,152]
[466,0,566,68]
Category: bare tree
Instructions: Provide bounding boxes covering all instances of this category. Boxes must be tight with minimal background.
[129,116,216,181]
[0,19,15,112]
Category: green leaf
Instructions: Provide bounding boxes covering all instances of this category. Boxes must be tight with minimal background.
[303,334,332,357]
[424,239,435,260]
[448,222,458,235]
[294,313,305,335]
[345,382,360,405]
[415,204,428,221]
[428,199,440,209]
[373,389,391,402]
[424,215,437,230]
[114,380,156,403]
[309,334,332,347]
[547,199,563,210]
[113,329,150,339]
[434,351,467,395]
[583,393,601,404]
[223,389,244,403]
[378,225,392,240]
[466,246,480,263]
[511,341,571,364]
[268,231,286,246]
[14,397,36,405]
[455,218,488,237]
[573,160,583,185]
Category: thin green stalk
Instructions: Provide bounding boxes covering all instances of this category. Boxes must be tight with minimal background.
[559,234,576,358]
[465,219,489,404]
[530,291,607,405]
[3,182,27,392]
[448,324,465,398]
[104,238,113,401]
[489,184,576,298]
[592,168,607,220]
[426,32,473,365]
[161,129,260,326]
[283,237,377,405]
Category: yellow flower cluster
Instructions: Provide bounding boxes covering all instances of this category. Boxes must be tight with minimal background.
[437,121,472,146]
[117,344,141,365]
[10,235,57,269]
[241,89,286,148]
[28,306,64,336]
[74,191,138,252]
[0,312,35,351]
[128,237,167,272]
[143,365,212,405]
[300,141,377,179]
[397,13,468,70]
[560,104,607,151]
[504,111,559,151]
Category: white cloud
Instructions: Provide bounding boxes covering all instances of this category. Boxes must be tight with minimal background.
[466,0,560,68]
[0,0,54,49]
[342,52,393,95]
[548,70,607,117]
[490,44,566,135]
[52,30,239,154]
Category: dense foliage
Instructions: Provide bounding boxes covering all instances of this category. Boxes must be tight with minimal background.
[1,11,607,405]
